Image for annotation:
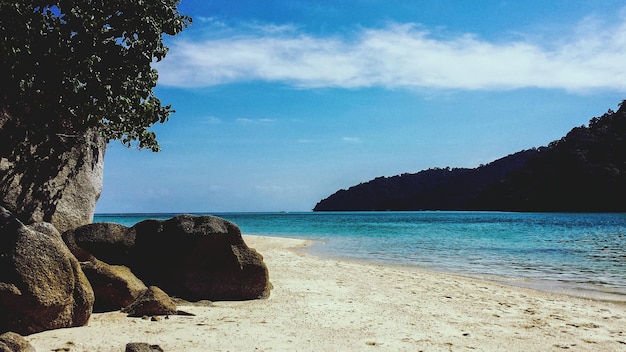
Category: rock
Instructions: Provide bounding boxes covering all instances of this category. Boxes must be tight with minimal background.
[0,207,94,335]
[81,259,147,312]
[65,215,271,301]
[0,332,36,352]
[0,110,105,233]
[125,342,164,352]
[132,215,271,301]
[122,286,177,317]
[63,222,135,262]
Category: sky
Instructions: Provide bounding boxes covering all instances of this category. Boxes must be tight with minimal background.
[95,0,626,213]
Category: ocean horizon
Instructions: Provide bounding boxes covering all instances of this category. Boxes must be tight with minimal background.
[94,211,626,303]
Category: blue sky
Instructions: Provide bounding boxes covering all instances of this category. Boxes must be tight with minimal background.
[95,0,626,213]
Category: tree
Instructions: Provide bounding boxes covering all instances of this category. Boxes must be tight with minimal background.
[0,0,191,151]
[0,1,190,230]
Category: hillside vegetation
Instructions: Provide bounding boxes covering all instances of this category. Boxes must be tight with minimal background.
[314,100,626,212]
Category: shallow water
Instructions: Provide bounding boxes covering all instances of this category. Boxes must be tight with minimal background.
[95,211,626,301]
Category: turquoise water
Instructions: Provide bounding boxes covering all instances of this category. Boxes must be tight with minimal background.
[94,211,626,301]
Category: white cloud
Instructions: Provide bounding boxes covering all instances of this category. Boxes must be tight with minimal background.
[201,116,221,124]
[195,16,224,25]
[156,16,626,92]
[207,184,223,191]
[246,22,300,35]
[236,118,276,125]
[342,136,362,143]
[255,184,309,195]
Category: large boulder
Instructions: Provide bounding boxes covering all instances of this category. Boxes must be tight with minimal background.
[63,222,134,262]
[64,215,271,301]
[0,110,105,233]
[0,207,94,335]
[62,223,147,312]
[81,259,148,313]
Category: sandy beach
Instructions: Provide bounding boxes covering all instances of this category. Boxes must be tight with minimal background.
[28,235,626,351]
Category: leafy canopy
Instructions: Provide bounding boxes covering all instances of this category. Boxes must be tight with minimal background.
[0,0,190,151]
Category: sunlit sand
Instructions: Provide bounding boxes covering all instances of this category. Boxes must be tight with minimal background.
[28,235,626,351]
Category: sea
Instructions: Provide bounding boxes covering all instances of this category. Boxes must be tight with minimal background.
[94,211,626,303]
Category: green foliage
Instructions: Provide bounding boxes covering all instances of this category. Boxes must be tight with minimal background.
[0,0,190,151]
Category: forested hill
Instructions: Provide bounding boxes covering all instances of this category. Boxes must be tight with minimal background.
[313,100,626,212]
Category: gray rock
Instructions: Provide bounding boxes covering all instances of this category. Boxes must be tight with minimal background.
[0,332,36,352]
[132,215,271,301]
[81,259,147,312]
[0,110,105,233]
[125,342,164,352]
[65,215,270,301]
[63,222,135,262]
[122,286,177,317]
[0,207,94,335]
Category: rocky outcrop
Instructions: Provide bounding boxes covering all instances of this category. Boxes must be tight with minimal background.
[0,332,36,352]
[62,222,147,312]
[0,207,94,335]
[0,110,105,233]
[125,342,165,352]
[64,215,271,301]
[81,259,147,312]
[122,286,177,317]
[63,222,134,262]
[134,215,271,301]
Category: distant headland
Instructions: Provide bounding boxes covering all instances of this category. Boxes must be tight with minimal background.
[314,100,626,212]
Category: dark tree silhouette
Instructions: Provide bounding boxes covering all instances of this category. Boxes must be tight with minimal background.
[315,100,626,212]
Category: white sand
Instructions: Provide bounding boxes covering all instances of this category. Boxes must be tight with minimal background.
[28,235,626,351]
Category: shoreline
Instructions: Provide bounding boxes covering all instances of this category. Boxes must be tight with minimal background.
[27,235,626,351]
[303,238,626,305]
